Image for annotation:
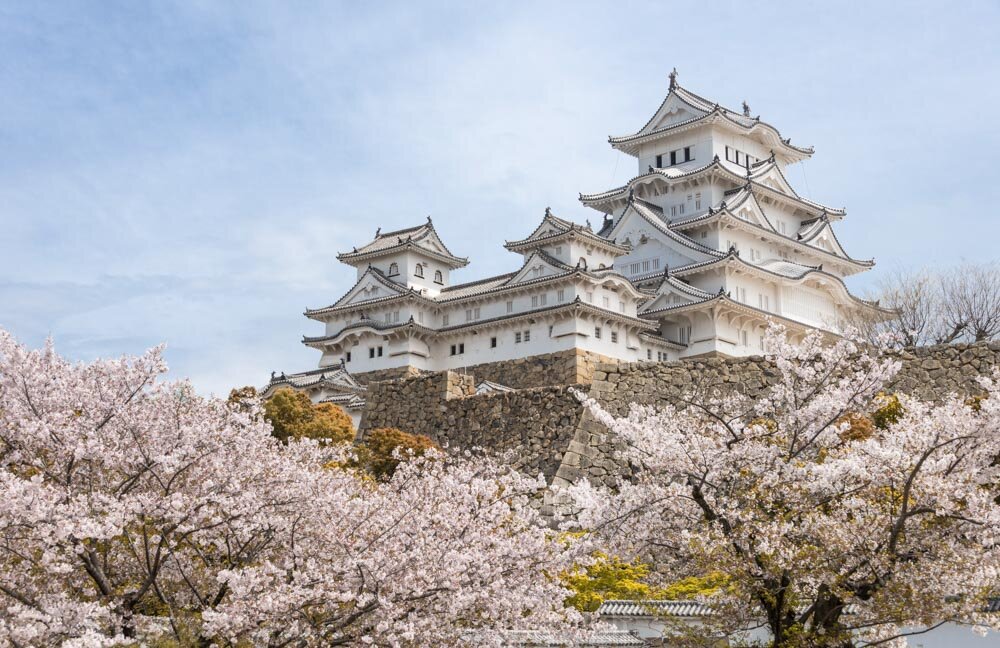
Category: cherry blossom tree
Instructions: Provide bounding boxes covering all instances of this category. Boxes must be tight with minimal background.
[570,328,1000,647]
[0,330,582,646]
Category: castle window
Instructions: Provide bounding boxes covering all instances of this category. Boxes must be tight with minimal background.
[741,331,749,347]
[602,296,610,308]
[434,270,443,284]
[670,150,677,165]
[524,329,530,342]
[619,301,625,313]
[394,310,400,323]
[557,289,565,302]
[679,203,685,215]
[555,246,562,255]
[449,343,465,356]
[586,291,594,303]
[515,332,522,343]
[594,326,602,339]
[506,300,514,313]
[540,294,547,306]
[701,231,707,239]
[759,335,765,351]
[414,264,424,278]
[378,346,383,357]
[388,262,399,276]
[671,205,677,217]
[655,154,663,168]
[647,349,652,360]
[490,337,497,348]
[442,313,449,326]
[384,313,391,323]
[418,311,424,323]
[695,193,702,209]
[548,325,553,337]
[778,222,786,235]
[531,296,538,307]
[684,146,692,162]
[611,331,619,344]
[369,347,375,359]
[346,352,352,362]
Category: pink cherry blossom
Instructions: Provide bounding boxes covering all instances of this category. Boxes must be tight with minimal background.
[569,327,1000,646]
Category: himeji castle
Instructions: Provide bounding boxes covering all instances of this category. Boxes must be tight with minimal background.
[264,71,883,408]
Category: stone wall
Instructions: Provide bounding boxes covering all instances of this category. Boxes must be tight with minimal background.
[355,342,1000,504]
[359,371,585,481]
[588,341,1000,417]
[453,349,612,390]
[353,365,424,385]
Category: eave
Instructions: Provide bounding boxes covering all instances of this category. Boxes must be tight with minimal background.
[503,228,630,256]
[671,209,874,275]
[609,109,813,163]
[336,241,470,268]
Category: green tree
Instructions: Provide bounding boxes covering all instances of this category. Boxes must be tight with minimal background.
[356,427,438,480]
[563,553,728,613]
[263,387,355,444]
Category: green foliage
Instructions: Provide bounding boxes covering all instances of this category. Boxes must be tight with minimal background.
[563,553,730,613]
[263,388,355,444]
[563,553,656,612]
[659,571,728,600]
[871,393,904,429]
[355,427,438,480]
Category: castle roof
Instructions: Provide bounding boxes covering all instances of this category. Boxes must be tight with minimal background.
[667,251,885,313]
[336,218,469,268]
[261,365,366,402]
[607,73,813,163]
[580,157,844,220]
[504,208,630,255]
[669,188,873,274]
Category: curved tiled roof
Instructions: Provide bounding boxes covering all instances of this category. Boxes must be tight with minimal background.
[669,190,873,272]
[609,194,725,261]
[580,158,844,219]
[667,253,885,312]
[337,218,469,268]
[608,83,813,160]
[305,266,430,319]
[597,599,715,618]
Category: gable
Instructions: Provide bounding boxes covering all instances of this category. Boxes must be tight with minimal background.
[609,206,715,271]
[752,165,798,198]
[334,271,406,307]
[505,252,571,286]
[641,289,696,313]
[644,93,708,134]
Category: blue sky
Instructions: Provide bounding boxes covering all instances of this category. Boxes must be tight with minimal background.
[2,1,999,395]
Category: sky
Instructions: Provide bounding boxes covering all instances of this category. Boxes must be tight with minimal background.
[2,1,999,395]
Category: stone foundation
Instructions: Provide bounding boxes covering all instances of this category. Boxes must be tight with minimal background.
[360,371,584,481]
[355,342,1000,509]
[353,365,425,385]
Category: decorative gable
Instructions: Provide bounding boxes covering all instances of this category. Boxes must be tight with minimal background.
[333,270,407,308]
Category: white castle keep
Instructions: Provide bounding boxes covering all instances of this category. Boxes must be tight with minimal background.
[264,71,883,411]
